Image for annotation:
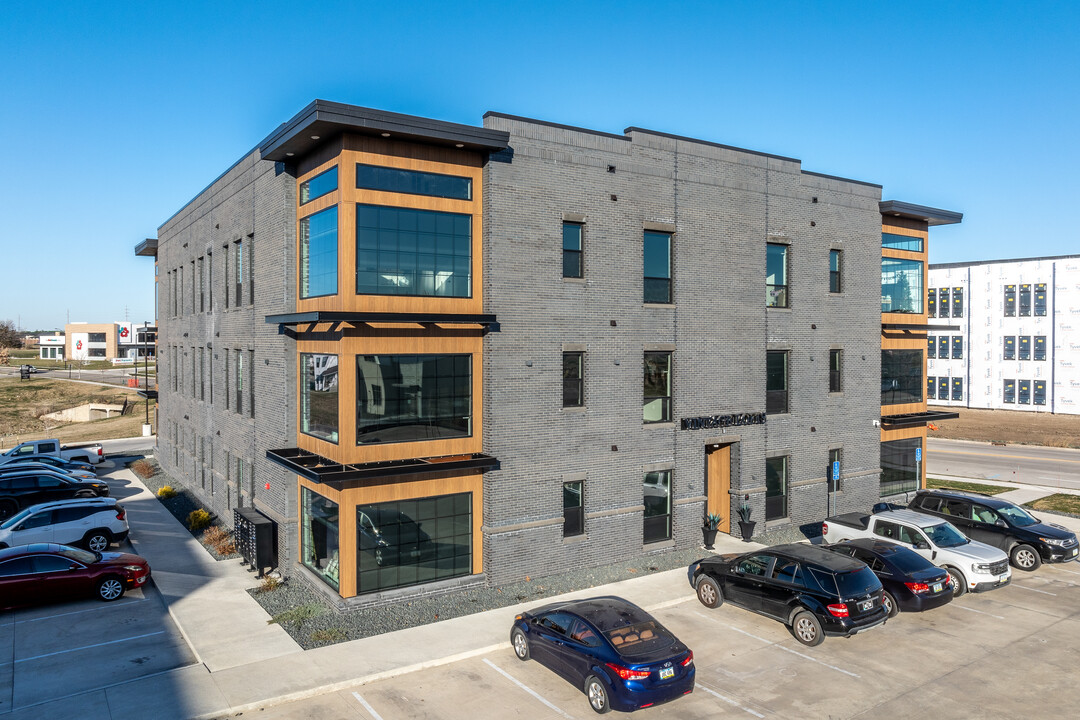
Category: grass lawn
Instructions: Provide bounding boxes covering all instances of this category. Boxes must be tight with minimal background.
[926,477,1013,495]
[0,376,147,446]
[1025,494,1080,516]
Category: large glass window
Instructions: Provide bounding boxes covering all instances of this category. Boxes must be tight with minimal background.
[1035,283,1047,316]
[643,352,672,423]
[301,354,339,443]
[1004,336,1015,360]
[643,471,671,543]
[882,232,924,252]
[881,258,924,313]
[563,351,584,407]
[1004,285,1016,316]
[643,231,672,303]
[881,350,923,405]
[767,350,789,414]
[356,493,472,594]
[829,349,842,393]
[765,456,788,520]
[952,287,963,318]
[356,205,471,298]
[1019,336,1031,360]
[1019,284,1032,315]
[829,250,842,293]
[356,163,471,200]
[356,354,471,444]
[1035,336,1047,361]
[300,166,338,205]
[766,243,789,308]
[881,438,921,496]
[301,488,340,590]
[563,223,583,278]
[300,206,339,299]
[564,481,584,537]
[1003,379,1015,403]
[88,333,106,343]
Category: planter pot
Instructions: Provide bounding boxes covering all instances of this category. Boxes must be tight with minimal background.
[738,520,757,541]
[702,528,718,550]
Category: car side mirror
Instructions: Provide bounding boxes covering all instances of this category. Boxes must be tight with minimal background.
[995,519,1007,528]
[914,540,929,550]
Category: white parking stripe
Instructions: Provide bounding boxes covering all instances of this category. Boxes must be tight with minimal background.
[0,631,166,666]
[698,685,766,717]
[1052,566,1080,576]
[727,625,860,678]
[15,598,147,624]
[482,658,574,719]
[351,691,385,720]
[1010,583,1057,596]
[952,604,1006,620]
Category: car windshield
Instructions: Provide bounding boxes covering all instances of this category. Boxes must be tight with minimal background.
[833,567,881,598]
[57,547,98,564]
[925,522,969,548]
[603,621,675,656]
[0,508,33,529]
[996,505,1038,527]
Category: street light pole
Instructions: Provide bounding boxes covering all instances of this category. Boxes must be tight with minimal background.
[143,322,150,428]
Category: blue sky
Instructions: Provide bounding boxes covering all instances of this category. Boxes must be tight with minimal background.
[1,1,1077,330]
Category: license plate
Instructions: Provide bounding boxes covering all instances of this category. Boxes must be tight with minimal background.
[999,575,1009,583]
[659,667,674,680]
[932,582,942,593]
[1071,549,1078,557]
[858,600,873,611]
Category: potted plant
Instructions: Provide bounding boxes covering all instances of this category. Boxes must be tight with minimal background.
[702,512,722,549]
[737,503,756,541]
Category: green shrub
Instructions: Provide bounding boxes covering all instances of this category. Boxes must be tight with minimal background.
[187,508,211,532]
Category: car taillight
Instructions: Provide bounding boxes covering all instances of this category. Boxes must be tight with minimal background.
[606,662,650,680]
[97,448,103,457]
[905,581,930,594]
[827,603,849,618]
[681,651,694,667]
[822,521,829,536]
[115,505,126,521]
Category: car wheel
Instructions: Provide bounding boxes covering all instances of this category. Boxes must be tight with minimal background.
[84,530,111,552]
[881,590,899,619]
[584,675,611,714]
[1011,544,1042,571]
[97,576,125,602]
[511,628,530,661]
[791,611,824,647]
[0,500,17,521]
[696,575,724,608]
[946,566,967,597]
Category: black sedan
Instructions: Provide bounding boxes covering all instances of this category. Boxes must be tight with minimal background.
[0,472,110,520]
[511,596,695,714]
[824,539,953,617]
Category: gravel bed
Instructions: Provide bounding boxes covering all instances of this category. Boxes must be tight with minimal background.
[250,547,716,650]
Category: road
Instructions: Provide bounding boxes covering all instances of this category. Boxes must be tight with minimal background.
[928,437,1080,490]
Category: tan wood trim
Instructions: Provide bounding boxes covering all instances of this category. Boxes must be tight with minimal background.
[707,445,732,533]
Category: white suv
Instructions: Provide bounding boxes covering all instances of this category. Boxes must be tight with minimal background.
[0,498,129,552]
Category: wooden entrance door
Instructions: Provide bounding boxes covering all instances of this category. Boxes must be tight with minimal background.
[707,445,732,534]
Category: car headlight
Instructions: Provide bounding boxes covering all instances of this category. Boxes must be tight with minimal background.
[123,565,145,573]
[1041,537,1069,547]
[972,562,993,572]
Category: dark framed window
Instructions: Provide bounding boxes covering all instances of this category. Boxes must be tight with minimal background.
[881,350,923,405]
[563,352,584,408]
[356,354,472,444]
[300,206,339,299]
[643,352,672,423]
[765,456,788,520]
[829,250,842,293]
[1004,336,1015,360]
[1034,380,1046,406]
[88,333,106,343]
[881,258,924,313]
[563,223,583,278]
[881,437,921,497]
[938,336,949,359]
[766,243,789,308]
[234,240,244,307]
[197,257,205,312]
[1003,379,1015,403]
[829,349,842,393]
[927,288,937,317]
[951,336,963,359]
[767,350,789,414]
[1004,285,1016,316]
[248,350,255,418]
[300,166,338,205]
[928,376,936,399]
[882,232,924,252]
[1034,336,1047,361]
[301,488,339,590]
[207,251,213,309]
[1019,284,1032,316]
[937,288,950,318]
[234,349,243,414]
[1034,283,1047,316]
[644,231,672,303]
[1019,336,1031,361]
[1018,380,1031,404]
[563,481,584,537]
[828,448,842,493]
[356,204,472,298]
[928,336,936,359]
[952,287,963,318]
[301,354,339,443]
[356,163,471,200]
[355,493,472,594]
[951,377,963,401]
[938,377,948,399]
[643,471,671,544]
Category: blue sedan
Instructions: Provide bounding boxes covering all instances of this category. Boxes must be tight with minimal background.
[510,596,695,714]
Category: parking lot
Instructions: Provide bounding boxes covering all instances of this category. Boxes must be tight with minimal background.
[255,560,1080,719]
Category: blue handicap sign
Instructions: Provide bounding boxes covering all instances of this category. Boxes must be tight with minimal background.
[915,447,922,462]
[831,461,840,481]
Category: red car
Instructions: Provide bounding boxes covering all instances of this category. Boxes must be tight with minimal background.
[0,543,151,609]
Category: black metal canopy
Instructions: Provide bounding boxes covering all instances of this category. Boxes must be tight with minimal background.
[880,410,960,429]
[266,447,498,486]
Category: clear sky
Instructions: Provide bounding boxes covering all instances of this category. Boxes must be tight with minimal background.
[2,1,1077,331]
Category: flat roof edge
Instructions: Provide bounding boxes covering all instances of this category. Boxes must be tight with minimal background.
[623,126,801,164]
[801,169,882,189]
[930,253,1080,270]
[483,111,629,141]
[880,200,963,226]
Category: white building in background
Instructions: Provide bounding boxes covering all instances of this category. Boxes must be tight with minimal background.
[38,333,65,360]
[928,254,1080,415]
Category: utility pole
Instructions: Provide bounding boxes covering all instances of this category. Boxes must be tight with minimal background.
[142,321,151,436]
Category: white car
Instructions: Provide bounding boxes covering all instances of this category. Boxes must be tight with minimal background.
[0,498,129,552]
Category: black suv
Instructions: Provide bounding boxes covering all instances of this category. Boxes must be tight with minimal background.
[0,471,110,520]
[688,543,887,647]
[909,488,1078,570]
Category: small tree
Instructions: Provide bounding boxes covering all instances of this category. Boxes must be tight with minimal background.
[0,320,19,350]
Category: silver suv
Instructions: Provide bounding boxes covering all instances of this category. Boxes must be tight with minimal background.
[0,498,129,552]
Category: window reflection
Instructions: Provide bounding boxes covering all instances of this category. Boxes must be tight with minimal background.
[356,355,471,444]
[302,489,339,590]
[301,354,339,443]
[881,257,924,313]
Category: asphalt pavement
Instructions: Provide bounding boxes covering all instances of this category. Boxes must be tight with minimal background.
[928,437,1080,490]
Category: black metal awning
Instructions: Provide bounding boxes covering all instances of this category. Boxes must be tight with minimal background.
[136,390,158,399]
[266,447,499,486]
[265,311,499,335]
[882,322,961,331]
[881,410,960,429]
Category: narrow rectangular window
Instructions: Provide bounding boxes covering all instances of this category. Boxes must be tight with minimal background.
[563,222,583,278]
[1019,336,1031,361]
[643,352,672,423]
[209,351,214,404]
[938,377,948,399]
[563,351,584,407]
[224,351,230,410]
[1018,379,1031,404]
[223,247,229,309]
[644,231,672,303]
[881,233,924,252]
[197,257,205,312]
[301,354,339,443]
[765,456,788,520]
[1019,284,1031,315]
[829,349,842,393]
[248,236,255,306]
[300,206,338,298]
[191,347,196,398]
[1034,336,1046,361]
[828,448,842,493]
[829,249,841,293]
[938,288,950,318]
[207,251,213,309]
[235,349,243,413]
[1034,380,1046,405]
[1003,379,1015,403]
[1034,283,1047,316]
[643,471,672,543]
[951,377,963,401]
[928,336,936,359]
[938,336,949,359]
[766,243,788,308]
[200,347,205,400]
[1003,336,1015,360]
[767,350,789,413]
[928,376,936,399]
[563,481,584,537]
[178,265,184,315]
[951,336,963,359]
[1004,284,1016,316]
[927,288,937,317]
[234,240,244,307]
[952,287,963,317]
[190,260,196,314]
[356,163,471,200]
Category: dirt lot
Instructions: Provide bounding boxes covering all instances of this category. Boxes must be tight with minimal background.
[0,376,144,446]
[928,404,1080,448]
